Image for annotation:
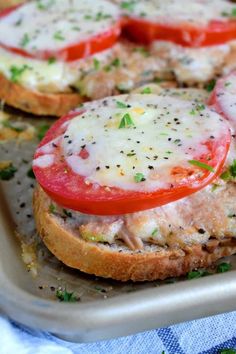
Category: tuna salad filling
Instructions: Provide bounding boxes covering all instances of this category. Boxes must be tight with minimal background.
[47,178,236,251]
[1,39,236,97]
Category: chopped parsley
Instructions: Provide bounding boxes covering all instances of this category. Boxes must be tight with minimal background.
[2,120,25,132]
[141,87,152,94]
[133,46,150,57]
[95,12,111,21]
[188,160,214,172]
[53,30,65,41]
[221,160,236,181]
[205,79,216,92]
[93,58,100,70]
[219,349,236,354]
[56,289,77,302]
[116,100,128,108]
[111,58,121,67]
[104,58,121,72]
[217,262,232,273]
[37,123,50,141]
[221,8,236,17]
[120,1,136,12]
[151,228,158,236]
[134,172,146,182]
[63,209,72,218]
[27,167,35,179]
[48,57,56,65]
[20,33,30,47]
[36,0,55,10]
[49,203,56,214]
[119,113,134,128]
[0,163,17,181]
[9,65,29,83]
[187,269,209,280]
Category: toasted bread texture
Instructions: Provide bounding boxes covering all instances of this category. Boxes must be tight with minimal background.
[0,73,83,116]
[0,0,26,10]
[33,186,236,281]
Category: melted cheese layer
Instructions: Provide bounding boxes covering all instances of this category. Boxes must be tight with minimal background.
[0,47,79,93]
[60,94,227,192]
[121,0,235,27]
[0,0,120,54]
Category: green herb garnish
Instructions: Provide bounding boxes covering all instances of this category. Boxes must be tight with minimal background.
[48,57,56,65]
[53,31,65,41]
[56,289,77,302]
[221,160,236,181]
[9,65,29,83]
[2,120,25,132]
[188,160,214,172]
[133,47,149,57]
[134,172,146,183]
[119,113,134,128]
[0,164,17,181]
[217,262,232,273]
[36,0,55,10]
[121,1,136,12]
[63,209,72,218]
[27,167,35,179]
[37,123,50,141]
[151,228,158,236]
[187,270,209,280]
[49,203,56,214]
[93,58,100,70]
[116,101,128,108]
[111,58,121,67]
[219,349,236,354]
[141,87,152,94]
[20,33,30,47]
[95,12,111,21]
[205,79,216,92]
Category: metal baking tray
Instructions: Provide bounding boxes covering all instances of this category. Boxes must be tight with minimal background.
[0,110,236,343]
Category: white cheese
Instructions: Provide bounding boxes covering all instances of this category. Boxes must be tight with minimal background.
[33,154,54,168]
[0,0,120,55]
[0,47,79,93]
[152,41,230,83]
[56,94,228,192]
[122,0,235,27]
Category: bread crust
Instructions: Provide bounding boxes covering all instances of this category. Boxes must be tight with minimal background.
[33,186,236,281]
[0,0,26,10]
[0,73,83,116]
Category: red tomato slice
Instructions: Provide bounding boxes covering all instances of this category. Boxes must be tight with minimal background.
[208,71,236,130]
[123,18,236,47]
[0,3,121,61]
[33,103,230,216]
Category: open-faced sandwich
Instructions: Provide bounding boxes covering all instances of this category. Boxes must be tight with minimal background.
[32,73,236,281]
[1,0,236,116]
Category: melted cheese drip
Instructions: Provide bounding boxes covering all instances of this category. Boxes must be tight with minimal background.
[0,47,79,93]
[0,0,119,53]
[217,73,236,128]
[59,94,227,192]
[123,0,235,27]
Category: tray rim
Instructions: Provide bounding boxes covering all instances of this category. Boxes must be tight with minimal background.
[0,169,236,342]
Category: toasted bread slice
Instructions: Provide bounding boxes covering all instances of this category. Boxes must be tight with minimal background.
[0,0,25,10]
[0,73,83,116]
[33,186,236,281]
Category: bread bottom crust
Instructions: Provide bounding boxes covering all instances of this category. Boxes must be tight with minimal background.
[33,186,236,281]
[0,73,83,116]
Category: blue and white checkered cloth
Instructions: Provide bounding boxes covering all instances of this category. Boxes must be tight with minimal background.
[1,311,236,354]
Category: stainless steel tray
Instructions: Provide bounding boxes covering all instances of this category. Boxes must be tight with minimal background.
[0,112,236,343]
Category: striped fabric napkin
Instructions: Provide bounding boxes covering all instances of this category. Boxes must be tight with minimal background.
[1,311,236,354]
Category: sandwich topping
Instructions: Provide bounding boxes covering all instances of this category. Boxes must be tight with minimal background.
[121,0,236,46]
[33,92,230,215]
[0,0,121,61]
